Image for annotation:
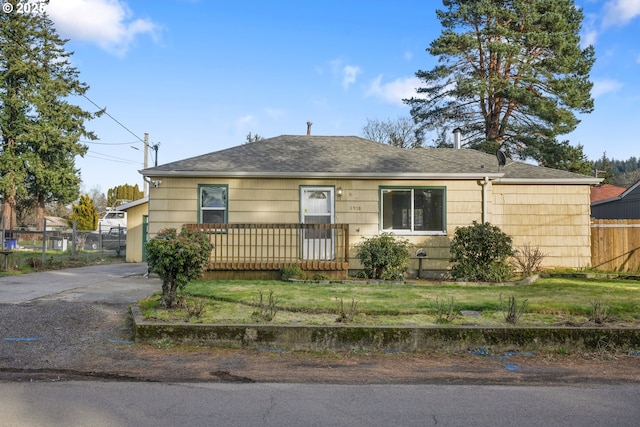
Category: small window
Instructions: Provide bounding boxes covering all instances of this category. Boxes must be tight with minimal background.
[199,185,227,223]
[380,187,445,234]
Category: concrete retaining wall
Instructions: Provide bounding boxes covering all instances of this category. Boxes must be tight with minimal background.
[130,306,640,353]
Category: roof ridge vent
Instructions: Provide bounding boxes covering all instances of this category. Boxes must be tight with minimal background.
[306,121,313,136]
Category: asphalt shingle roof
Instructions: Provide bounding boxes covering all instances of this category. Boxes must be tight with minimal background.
[142,135,598,182]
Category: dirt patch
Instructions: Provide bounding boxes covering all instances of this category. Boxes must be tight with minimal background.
[1,300,639,384]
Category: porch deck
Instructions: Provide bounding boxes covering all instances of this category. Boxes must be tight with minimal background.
[184,223,350,279]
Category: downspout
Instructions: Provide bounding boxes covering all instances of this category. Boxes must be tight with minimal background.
[143,176,152,197]
[482,176,489,223]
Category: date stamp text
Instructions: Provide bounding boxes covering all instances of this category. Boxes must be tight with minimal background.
[2,1,47,14]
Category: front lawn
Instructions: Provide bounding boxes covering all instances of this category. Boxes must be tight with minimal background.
[139,276,640,327]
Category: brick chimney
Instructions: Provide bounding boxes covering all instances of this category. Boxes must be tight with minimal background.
[306,121,313,136]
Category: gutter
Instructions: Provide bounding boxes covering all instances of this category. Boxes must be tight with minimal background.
[140,170,505,180]
[495,177,602,185]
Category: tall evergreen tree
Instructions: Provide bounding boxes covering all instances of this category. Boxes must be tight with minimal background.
[534,141,592,175]
[107,183,144,208]
[0,0,98,229]
[404,0,595,166]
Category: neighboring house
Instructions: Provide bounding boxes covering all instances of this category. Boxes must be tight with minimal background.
[44,216,69,231]
[116,197,148,263]
[590,184,626,204]
[591,180,640,219]
[141,135,600,278]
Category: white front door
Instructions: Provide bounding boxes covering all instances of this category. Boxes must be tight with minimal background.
[300,187,334,260]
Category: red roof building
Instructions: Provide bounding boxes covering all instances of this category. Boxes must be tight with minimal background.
[590,184,626,203]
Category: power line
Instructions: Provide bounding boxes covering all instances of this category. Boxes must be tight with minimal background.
[0,22,159,163]
[85,154,140,166]
[86,150,143,165]
[81,140,140,145]
[81,94,146,145]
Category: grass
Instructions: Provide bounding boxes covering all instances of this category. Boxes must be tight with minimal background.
[139,276,640,327]
[0,249,125,276]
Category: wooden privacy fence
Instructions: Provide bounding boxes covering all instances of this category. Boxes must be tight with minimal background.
[184,223,350,276]
[591,219,640,272]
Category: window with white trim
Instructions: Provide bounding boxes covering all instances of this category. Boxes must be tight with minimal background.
[199,185,227,223]
[380,187,445,234]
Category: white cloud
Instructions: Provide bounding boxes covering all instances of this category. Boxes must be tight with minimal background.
[403,51,413,61]
[264,108,285,119]
[45,0,160,56]
[342,65,361,89]
[602,0,640,27]
[365,75,424,106]
[329,58,361,89]
[234,114,255,132]
[580,13,599,47]
[592,78,623,97]
[581,29,598,47]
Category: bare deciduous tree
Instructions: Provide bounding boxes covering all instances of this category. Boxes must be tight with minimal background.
[361,117,423,149]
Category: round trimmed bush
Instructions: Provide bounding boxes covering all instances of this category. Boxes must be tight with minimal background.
[449,221,513,282]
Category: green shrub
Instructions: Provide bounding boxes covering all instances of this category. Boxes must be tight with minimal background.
[449,221,514,282]
[281,264,305,280]
[68,194,99,230]
[145,227,213,307]
[355,233,410,280]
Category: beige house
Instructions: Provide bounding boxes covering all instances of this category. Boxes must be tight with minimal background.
[116,197,148,263]
[141,135,599,278]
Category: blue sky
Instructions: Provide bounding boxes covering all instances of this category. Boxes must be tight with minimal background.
[39,0,640,194]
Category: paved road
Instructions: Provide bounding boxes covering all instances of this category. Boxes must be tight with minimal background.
[0,263,156,304]
[2,382,640,427]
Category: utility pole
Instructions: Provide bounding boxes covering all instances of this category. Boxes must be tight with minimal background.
[144,132,149,196]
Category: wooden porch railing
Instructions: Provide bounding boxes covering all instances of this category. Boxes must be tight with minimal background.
[184,223,350,272]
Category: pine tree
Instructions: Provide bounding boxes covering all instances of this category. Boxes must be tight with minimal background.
[533,141,593,175]
[0,0,98,229]
[405,0,595,166]
[68,193,99,231]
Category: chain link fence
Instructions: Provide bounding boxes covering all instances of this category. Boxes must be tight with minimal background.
[1,219,125,272]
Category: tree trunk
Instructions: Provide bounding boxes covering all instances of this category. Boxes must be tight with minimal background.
[161,278,179,308]
[37,194,46,230]
[2,193,17,231]
[161,280,170,306]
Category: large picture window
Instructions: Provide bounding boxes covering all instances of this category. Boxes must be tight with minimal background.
[199,185,227,223]
[380,187,445,234]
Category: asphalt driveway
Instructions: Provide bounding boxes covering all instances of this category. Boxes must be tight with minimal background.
[0,263,156,304]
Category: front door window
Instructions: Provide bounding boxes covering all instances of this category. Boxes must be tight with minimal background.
[300,187,334,260]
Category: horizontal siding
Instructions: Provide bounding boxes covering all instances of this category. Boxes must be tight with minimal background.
[491,183,592,269]
[147,176,593,271]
